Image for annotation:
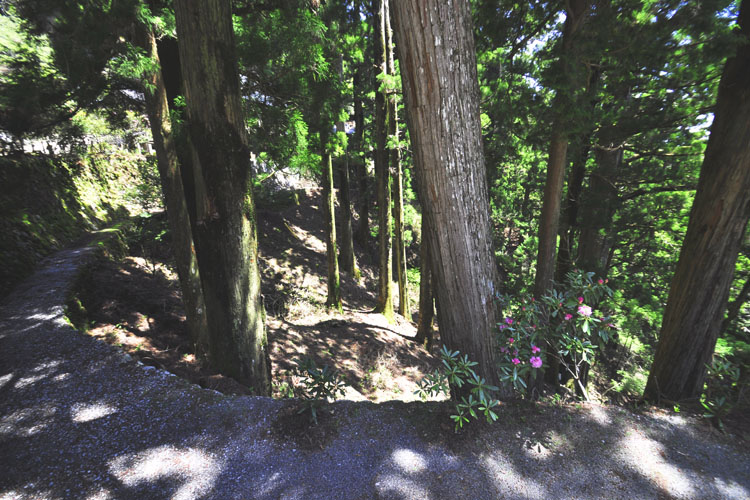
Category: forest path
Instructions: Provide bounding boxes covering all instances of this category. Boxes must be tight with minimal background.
[1,235,750,499]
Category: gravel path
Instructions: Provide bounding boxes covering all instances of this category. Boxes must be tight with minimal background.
[1,242,749,499]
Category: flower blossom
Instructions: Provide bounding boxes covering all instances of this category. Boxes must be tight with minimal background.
[531,345,541,354]
[500,346,508,353]
[597,279,604,285]
[505,317,514,325]
[578,305,592,317]
[508,337,515,344]
[564,313,573,321]
[512,358,520,365]
[530,356,543,368]
[578,296,584,304]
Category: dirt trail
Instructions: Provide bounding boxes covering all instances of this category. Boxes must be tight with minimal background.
[1,234,749,499]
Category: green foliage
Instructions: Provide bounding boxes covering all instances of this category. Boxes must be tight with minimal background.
[416,346,500,431]
[292,357,347,424]
[496,270,616,400]
[701,356,745,431]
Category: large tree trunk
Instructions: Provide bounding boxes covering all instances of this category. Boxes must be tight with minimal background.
[392,0,502,393]
[414,216,434,349]
[645,1,750,403]
[386,4,409,318]
[173,0,271,394]
[138,27,210,358]
[373,0,394,322]
[323,152,343,311]
[722,275,750,334]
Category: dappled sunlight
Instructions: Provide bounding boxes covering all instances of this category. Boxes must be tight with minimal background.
[375,475,431,498]
[109,445,222,500]
[0,404,57,437]
[619,426,696,498]
[392,448,428,474]
[479,451,548,499]
[71,400,117,423]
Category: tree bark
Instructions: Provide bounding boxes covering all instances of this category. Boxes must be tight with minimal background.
[323,152,343,310]
[373,0,394,322]
[392,0,502,393]
[721,274,750,334]
[353,67,371,248]
[577,139,623,277]
[645,1,750,402]
[385,3,409,318]
[173,0,271,394]
[336,57,358,279]
[138,26,210,359]
[533,0,589,299]
[414,216,434,349]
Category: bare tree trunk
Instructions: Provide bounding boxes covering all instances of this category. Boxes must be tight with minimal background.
[645,1,750,402]
[323,152,343,311]
[336,57,358,279]
[721,274,750,334]
[174,0,270,394]
[373,0,394,322]
[385,3,409,317]
[531,0,589,395]
[353,69,371,248]
[392,0,503,394]
[138,26,210,358]
[414,216,434,349]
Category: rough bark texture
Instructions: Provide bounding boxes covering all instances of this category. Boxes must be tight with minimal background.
[386,4,409,318]
[138,27,210,359]
[373,0,394,322]
[645,2,750,402]
[554,137,589,283]
[323,152,343,310]
[174,0,270,394]
[414,217,434,349]
[392,0,502,392]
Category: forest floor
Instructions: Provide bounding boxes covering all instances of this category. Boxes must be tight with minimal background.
[1,187,749,499]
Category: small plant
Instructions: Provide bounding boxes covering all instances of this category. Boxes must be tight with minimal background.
[416,346,500,431]
[701,355,743,431]
[292,357,346,424]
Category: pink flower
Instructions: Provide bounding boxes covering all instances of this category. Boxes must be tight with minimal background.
[531,345,541,354]
[578,296,584,304]
[508,337,514,344]
[598,279,604,285]
[499,324,506,330]
[513,349,518,356]
[578,305,592,317]
[512,358,520,365]
[564,313,573,321]
[531,297,535,302]
[532,324,537,329]
[505,317,514,325]
[522,306,526,311]
[530,356,543,368]
[500,346,508,353]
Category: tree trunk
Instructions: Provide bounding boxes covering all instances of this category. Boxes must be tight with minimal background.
[336,57,358,278]
[353,26,371,249]
[414,216,434,349]
[554,137,590,283]
[392,0,503,394]
[533,0,589,299]
[531,0,589,395]
[173,0,271,394]
[373,0,394,322]
[577,139,623,277]
[645,1,750,403]
[323,152,343,311]
[138,26,210,359]
[722,274,750,334]
[386,3,409,318]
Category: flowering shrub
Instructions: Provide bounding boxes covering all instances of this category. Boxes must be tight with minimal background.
[496,270,616,400]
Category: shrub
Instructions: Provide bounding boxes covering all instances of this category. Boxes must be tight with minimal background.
[292,357,346,424]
